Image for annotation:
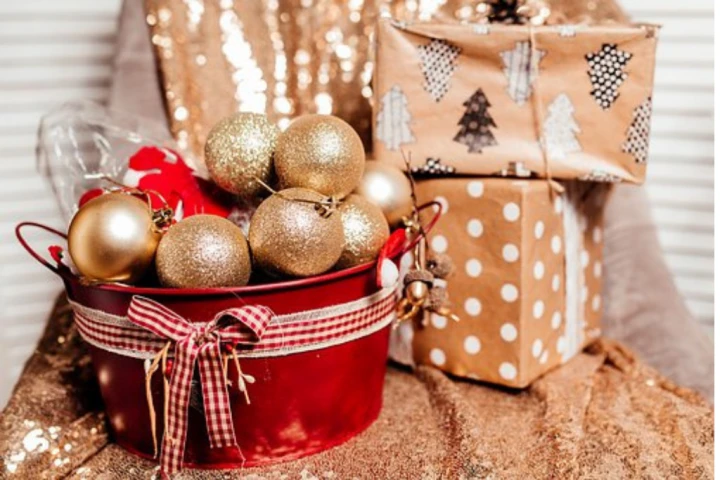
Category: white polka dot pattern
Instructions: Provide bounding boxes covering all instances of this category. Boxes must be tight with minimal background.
[467,219,483,237]
[534,221,544,239]
[532,339,543,358]
[464,336,481,355]
[431,313,447,329]
[430,348,446,366]
[533,300,544,319]
[551,235,562,254]
[552,274,560,292]
[501,284,518,302]
[465,258,482,277]
[502,244,519,262]
[431,235,448,253]
[551,311,562,329]
[500,323,518,342]
[464,298,482,316]
[467,180,484,197]
[499,362,517,380]
[503,202,521,221]
[533,261,544,279]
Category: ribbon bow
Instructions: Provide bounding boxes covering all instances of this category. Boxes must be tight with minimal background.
[127,296,274,478]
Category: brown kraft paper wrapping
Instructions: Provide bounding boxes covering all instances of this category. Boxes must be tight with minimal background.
[373,19,659,183]
[390,178,605,388]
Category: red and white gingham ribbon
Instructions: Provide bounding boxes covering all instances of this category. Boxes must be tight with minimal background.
[126,296,273,478]
[69,287,397,478]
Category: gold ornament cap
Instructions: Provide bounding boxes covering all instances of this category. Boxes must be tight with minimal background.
[68,192,161,284]
[249,187,345,277]
[275,115,365,198]
[156,214,252,288]
[354,160,413,227]
[336,194,390,269]
[205,112,279,198]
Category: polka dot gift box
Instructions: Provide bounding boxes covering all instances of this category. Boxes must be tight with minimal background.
[390,178,606,388]
[373,19,658,184]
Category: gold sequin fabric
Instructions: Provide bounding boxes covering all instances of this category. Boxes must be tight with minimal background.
[144,0,628,162]
[1,298,713,479]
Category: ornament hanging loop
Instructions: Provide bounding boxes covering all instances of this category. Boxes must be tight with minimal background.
[100,176,174,231]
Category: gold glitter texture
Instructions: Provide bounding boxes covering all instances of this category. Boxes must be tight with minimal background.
[336,194,390,269]
[156,214,251,288]
[204,112,279,198]
[0,297,108,479]
[68,193,161,284]
[248,188,344,277]
[275,115,365,198]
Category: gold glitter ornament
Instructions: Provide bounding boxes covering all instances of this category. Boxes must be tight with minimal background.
[354,161,413,227]
[156,214,251,288]
[249,188,344,277]
[336,194,390,269]
[68,193,162,284]
[274,115,365,198]
[205,112,279,198]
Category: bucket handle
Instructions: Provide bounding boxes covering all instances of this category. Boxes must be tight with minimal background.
[15,222,67,276]
[391,200,443,259]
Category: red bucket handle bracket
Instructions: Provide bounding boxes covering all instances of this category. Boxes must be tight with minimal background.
[15,222,67,275]
[386,200,443,259]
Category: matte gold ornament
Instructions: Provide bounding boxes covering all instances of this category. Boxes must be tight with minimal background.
[155,214,251,288]
[274,115,365,198]
[205,112,279,198]
[336,194,390,269]
[354,160,413,227]
[68,192,161,284]
[249,188,344,277]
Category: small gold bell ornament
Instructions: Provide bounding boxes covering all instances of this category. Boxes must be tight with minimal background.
[249,188,345,277]
[67,191,172,284]
[156,214,252,288]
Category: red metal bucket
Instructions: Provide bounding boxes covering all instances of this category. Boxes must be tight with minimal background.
[16,208,438,471]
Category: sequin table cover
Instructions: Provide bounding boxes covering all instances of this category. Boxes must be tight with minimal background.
[0,295,713,479]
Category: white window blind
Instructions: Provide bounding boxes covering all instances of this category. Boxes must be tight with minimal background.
[0,0,713,408]
[0,0,122,408]
[622,0,714,337]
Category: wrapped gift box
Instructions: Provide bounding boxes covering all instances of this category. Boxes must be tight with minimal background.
[390,178,606,388]
[373,19,659,184]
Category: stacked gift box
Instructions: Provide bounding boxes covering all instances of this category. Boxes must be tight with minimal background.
[375,10,658,387]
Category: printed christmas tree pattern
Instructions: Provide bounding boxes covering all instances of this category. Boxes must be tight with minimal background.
[411,158,456,176]
[376,85,415,151]
[622,97,653,163]
[500,41,546,105]
[454,88,498,154]
[542,94,581,160]
[586,43,632,110]
[417,38,461,102]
